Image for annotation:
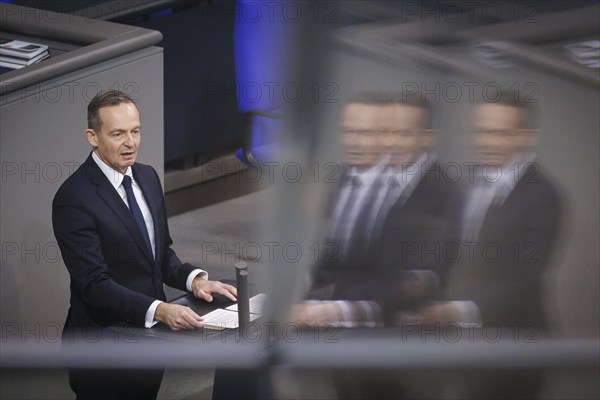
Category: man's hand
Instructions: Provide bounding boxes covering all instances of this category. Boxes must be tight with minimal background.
[154,303,203,330]
[289,302,343,328]
[418,301,480,325]
[192,278,237,303]
[418,302,463,324]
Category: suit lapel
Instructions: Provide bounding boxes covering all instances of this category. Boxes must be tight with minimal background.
[84,156,155,264]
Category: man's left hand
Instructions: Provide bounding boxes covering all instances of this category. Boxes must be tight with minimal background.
[192,278,237,302]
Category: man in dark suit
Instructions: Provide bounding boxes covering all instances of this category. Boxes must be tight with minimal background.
[423,94,562,399]
[52,90,237,399]
[460,96,561,330]
[424,94,562,329]
[286,92,463,400]
[293,92,463,328]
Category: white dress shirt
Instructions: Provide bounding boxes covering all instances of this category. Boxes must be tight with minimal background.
[92,151,206,328]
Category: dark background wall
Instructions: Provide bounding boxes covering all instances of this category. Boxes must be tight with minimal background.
[136,2,243,165]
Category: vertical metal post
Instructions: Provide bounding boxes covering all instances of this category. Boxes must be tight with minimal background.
[235,261,250,337]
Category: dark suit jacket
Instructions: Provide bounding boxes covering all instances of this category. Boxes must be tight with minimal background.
[311,163,464,319]
[53,153,196,329]
[373,163,463,278]
[365,163,463,319]
[453,163,562,329]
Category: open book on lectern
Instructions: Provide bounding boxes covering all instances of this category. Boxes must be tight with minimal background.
[202,293,266,330]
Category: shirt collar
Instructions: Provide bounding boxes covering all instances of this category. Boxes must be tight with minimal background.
[92,150,133,190]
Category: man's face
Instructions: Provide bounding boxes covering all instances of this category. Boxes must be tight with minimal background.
[86,102,141,174]
[341,103,430,168]
[472,103,535,166]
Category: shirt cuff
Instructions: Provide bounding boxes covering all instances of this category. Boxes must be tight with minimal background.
[186,269,208,292]
[358,300,383,328]
[144,300,162,328]
[335,300,353,328]
[334,300,383,328]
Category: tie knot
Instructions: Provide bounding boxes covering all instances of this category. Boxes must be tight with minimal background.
[122,175,133,189]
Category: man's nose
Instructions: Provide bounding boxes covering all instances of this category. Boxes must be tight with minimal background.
[123,132,134,146]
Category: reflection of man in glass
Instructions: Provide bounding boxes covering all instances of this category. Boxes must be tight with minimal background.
[341,95,433,167]
[331,93,437,264]
[427,93,563,400]
[294,92,462,327]
[427,93,563,330]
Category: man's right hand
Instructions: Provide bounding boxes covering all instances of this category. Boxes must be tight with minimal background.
[154,303,203,330]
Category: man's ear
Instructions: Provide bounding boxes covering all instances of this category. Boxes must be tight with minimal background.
[85,129,98,148]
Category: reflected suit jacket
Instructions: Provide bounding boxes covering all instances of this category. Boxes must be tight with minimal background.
[52,153,196,329]
[312,163,464,316]
[452,163,562,329]
[362,162,463,318]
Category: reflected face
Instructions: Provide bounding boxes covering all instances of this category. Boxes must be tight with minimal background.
[473,103,535,166]
[341,103,430,168]
[86,102,141,174]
